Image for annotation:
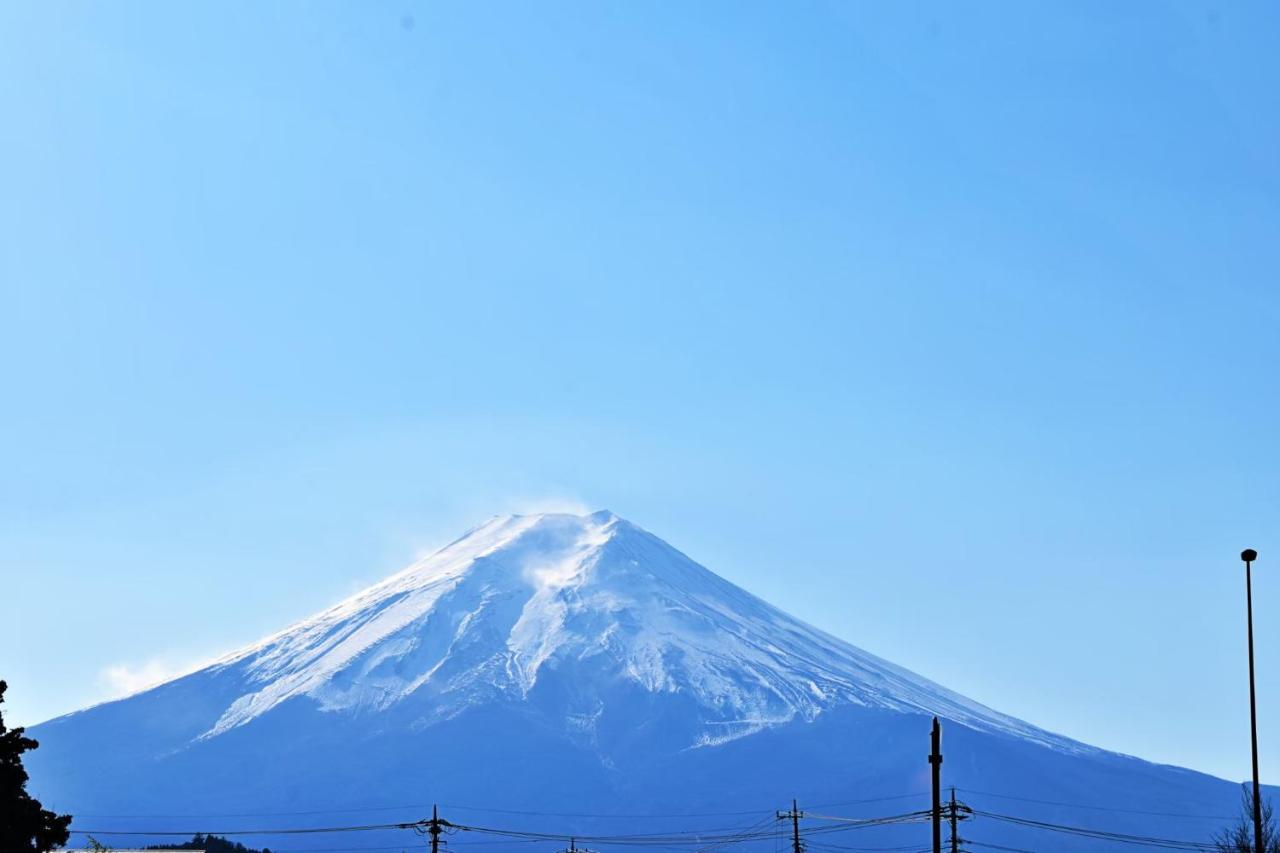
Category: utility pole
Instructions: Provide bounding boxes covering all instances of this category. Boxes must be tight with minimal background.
[947,788,970,853]
[778,799,804,853]
[949,788,959,853]
[560,839,594,853]
[1242,549,1264,853]
[929,718,943,853]
[426,804,450,853]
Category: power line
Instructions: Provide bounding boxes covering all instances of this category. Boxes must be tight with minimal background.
[696,812,780,853]
[806,843,930,852]
[64,803,1223,853]
[456,821,795,846]
[65,816,779,843]
[69,804,436,819]
[956,788,1234,821]
[454,816,788,843]
[972,809,1218,851]
[806,814,930,826]
[964,841,1038,853]
[224,847,425,853]
[68,802,785,821]
[778,801,804,853]
[447,805,786,821]
[67,820,422,837]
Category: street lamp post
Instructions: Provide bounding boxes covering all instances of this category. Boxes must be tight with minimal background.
[1243,548,1264,853]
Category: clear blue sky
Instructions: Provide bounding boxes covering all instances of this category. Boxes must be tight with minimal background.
[1,1,1277,785]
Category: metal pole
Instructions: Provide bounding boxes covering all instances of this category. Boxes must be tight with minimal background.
[1244,549,1264,853]
[930,718,943,853]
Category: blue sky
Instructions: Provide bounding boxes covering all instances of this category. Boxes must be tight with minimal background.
[1,1,1277,784]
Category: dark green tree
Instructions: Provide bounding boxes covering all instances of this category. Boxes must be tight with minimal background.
[146,834,270,853]
[1215,784,1280,853]
[0,679,72,852]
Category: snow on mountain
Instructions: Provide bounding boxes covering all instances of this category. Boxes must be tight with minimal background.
[28,510,1257,853]
[185,510,1078,752]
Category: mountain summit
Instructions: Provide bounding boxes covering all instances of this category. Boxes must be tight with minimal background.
[27,512,1252,853]
[196,511,1062,750]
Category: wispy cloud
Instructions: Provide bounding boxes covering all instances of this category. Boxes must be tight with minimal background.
[404,495,598,562]
[98,658,206,699]
[499,495,595,517]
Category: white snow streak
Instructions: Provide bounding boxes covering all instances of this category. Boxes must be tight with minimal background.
[185,510,1084,754]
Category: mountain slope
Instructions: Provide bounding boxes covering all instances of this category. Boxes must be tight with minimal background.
[185,511,1071,750]
[24,511,1258,853]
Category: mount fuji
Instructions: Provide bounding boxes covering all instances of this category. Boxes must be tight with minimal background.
[25,511,1260,852]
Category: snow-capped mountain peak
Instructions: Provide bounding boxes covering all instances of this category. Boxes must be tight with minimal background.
[181,511,1077,752]
[32,512,1248,853]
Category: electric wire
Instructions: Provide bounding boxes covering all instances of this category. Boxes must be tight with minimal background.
[956,788,1234,821]
[64,802,1228,853]
[972,809,1218,851]
[68,803,783,821]
[964,841,1039,853]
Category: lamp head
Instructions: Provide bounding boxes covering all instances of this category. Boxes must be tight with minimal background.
[1242,549,1258,563]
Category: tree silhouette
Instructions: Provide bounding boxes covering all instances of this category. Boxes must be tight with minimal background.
[0,679,72,852]
[146,834,270,853]
[1215,784,1280,853]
